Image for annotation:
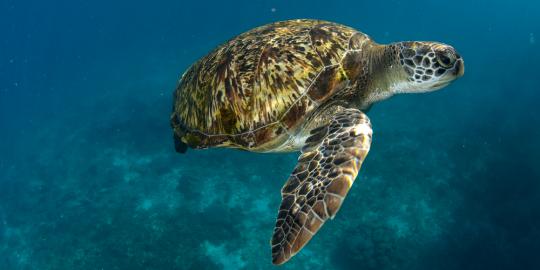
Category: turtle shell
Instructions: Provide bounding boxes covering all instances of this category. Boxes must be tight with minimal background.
[171,19,370,151]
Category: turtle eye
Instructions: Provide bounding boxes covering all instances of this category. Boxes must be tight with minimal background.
[436,51,456,68]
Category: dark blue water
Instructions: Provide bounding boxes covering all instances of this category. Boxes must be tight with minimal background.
[1,0,539,269]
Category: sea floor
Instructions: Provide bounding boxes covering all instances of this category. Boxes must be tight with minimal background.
[1,74,538,269]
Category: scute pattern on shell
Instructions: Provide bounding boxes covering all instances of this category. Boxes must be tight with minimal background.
[171,19,368,150]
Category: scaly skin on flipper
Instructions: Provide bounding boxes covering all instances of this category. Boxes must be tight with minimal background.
[271,108,372,265]
[170,19,372,152]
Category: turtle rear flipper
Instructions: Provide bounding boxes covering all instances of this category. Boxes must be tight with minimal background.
[171,113,188,153]
[271,108,372,265]
[173,133,188,153]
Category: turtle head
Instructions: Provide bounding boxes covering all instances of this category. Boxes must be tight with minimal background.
[390,41,464,93]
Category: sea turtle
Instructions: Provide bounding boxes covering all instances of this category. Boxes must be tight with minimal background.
[170,19,464,265]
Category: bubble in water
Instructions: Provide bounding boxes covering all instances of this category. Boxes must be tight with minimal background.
[530,33,535,44]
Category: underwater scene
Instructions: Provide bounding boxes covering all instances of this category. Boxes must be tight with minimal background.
[1,0,539,269]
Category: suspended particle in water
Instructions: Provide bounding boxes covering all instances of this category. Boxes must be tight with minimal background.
[271,7,277,13]
[530,33,536,44]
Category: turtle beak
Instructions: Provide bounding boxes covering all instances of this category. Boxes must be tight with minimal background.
[454,58,465,77]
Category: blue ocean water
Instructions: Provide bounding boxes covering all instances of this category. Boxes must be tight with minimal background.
[1,0,539,269]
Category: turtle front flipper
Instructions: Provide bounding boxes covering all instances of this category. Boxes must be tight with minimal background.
[271,108,373,265]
